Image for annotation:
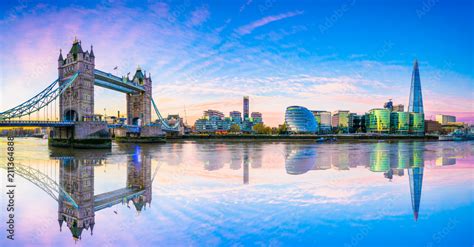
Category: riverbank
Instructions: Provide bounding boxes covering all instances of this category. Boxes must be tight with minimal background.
[178,134,439,142]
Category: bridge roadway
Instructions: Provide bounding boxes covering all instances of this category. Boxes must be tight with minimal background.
[94,69,145,94]
[0,120,74,127]
[0,120,141,131]
[93,187,144,211]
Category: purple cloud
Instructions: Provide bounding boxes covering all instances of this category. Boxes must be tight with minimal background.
[236,10,304,35]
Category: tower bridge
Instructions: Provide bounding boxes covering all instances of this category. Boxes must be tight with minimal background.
[0,38,183,147]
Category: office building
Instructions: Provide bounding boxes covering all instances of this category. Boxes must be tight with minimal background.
[391,112,410,134]
[251,112,263,123]
[332,110,350,132]
[367,108,391,133]
[285,106,318,134]
[229,111,242,123]
[408,59,424,113]
[312,110,332,133]
[409,112,425,135]
[425,120,442,134]
[435,114,456,125]
[351,114,366,133]
[393,104,404,112]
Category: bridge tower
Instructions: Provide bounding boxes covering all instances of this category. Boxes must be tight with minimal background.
[126,67,152,126]
[58,159,95,240]
[58,37,95,122]
[127,146,152,211]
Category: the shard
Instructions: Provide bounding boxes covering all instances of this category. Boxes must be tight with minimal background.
[408,167,424,221]
[408,59,424,113]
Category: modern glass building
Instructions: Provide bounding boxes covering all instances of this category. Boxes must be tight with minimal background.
[408,59,424,113]
[409,112,425,135]
[391,112,410,134]
[332,110,350,132]
[367,108,391,133]
[312,110,332,133]
[285,106,318,134]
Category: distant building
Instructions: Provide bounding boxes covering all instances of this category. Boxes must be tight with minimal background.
[194,108,262,133]
[229,111,242,123]
[243,96,249,120]
[204,109,224,119]
[384,100,394,111]
[425,120,442,134]
[195,109,225,132]
[285,106,318,134]
[312,110,332,133]
[251,112,263,123]
[393,104,404,112]
[435,114,456,125]
[332,110,350,132]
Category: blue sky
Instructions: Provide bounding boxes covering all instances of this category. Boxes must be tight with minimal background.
[0,0,473,125]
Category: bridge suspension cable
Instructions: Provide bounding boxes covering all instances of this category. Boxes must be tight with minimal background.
[149,96,180,131]
[0,73,79,121]
[0,162,79,209]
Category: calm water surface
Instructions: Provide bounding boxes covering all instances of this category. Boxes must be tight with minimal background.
[1,139,473,246]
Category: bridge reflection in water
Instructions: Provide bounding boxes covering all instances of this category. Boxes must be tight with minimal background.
[53,146,153,241]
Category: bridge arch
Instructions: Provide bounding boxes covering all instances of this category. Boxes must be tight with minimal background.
[64,109,78,122]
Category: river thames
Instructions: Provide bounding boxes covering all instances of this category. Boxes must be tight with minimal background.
[1,139,473,246]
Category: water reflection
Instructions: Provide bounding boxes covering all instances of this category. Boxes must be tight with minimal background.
[53,146,152,241]
[1,139,471,245]
[283,141,467,221]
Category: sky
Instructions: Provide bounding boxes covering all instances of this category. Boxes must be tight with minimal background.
[0,0,473,126]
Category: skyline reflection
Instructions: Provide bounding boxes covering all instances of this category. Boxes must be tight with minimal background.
[0,140,472,245]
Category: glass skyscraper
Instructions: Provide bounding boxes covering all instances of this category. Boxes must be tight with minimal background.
[408,59,424,113]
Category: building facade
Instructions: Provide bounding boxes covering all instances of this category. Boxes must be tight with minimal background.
[435,114,456,125]
[251,112,263,123]
[285,106,318,134]
[409,112,425,135]
[332,110,350,132]
[367,108,391,133]
[312,111,332,133]
[391,112,410,134]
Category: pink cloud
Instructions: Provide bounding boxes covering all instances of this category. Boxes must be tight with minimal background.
[236,10,304,35]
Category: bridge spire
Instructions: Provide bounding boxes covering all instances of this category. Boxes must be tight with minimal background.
[58,49,63,61]
[90,45,94,57]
